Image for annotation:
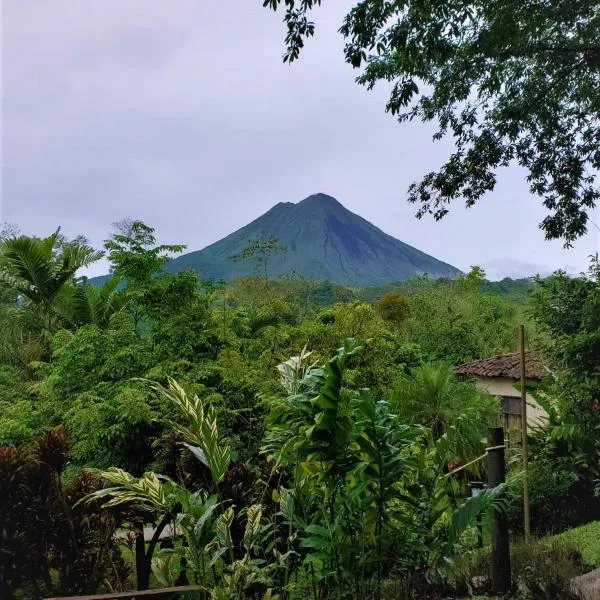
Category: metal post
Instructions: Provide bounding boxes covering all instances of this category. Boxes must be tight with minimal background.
[469,481,486,549]
[519,325,531,541]
[488,427,511,594]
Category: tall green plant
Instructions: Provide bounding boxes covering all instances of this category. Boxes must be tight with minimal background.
[389,362,499,466]
[264,342,502,598]
[0,232,103,336]
[352,389,423,597]
[57,278,127,329]
[150,377,232,486]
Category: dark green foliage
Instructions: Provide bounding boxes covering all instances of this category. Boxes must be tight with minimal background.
[375,291,409,326]
[389,362,499,465]
[471,537,584,599]
[0,428,129,599]
[506,384,600,536]
[57,278,127,329]
[520,257,600,532]
[530,259,600,428]
[507,449,597,537]
[266,1,600,245]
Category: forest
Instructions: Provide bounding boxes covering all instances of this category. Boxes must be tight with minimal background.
[1,221,599,599]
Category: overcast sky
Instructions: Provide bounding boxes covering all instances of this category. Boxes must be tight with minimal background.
[2,1,599,280]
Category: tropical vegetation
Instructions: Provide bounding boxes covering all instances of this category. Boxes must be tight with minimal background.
[0,222,598,599]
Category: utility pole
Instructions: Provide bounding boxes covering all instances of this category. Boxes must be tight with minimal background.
[519,324,531,541]
[488,427,511,594]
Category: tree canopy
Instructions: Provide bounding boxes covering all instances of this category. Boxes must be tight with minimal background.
[1,220,598,596]
[264,0,600,245]
[0,231,103,337]
[104,219,185,285]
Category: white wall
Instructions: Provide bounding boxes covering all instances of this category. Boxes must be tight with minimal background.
[473,376,548,426]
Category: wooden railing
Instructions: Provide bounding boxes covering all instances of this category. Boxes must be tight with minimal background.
[45,585,203,600]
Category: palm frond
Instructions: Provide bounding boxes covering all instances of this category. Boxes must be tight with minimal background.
[57,278,126,328]
[447,483,506,547]
[0,233,103,313]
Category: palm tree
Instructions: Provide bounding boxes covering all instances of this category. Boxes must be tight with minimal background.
[389,362,499,464]
[56,278,127,329]
[0,231,103,335]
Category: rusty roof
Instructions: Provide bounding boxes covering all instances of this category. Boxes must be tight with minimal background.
[455,350,547,380]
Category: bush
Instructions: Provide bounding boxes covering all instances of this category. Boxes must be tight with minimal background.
[470,537,584,599]
[511,539,584,599]
[376,291,409,325]
[550,521,600,569]
[506,446,600,536]
[0,429,129,599]
[507,458,583,536]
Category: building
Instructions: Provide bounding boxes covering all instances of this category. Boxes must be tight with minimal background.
[455,350,548,430]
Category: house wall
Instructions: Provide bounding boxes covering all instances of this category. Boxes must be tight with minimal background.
[473,376,547,427]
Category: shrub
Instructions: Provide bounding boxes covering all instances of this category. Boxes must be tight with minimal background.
[511,539,584,599]
[0,429,129,599]
[550,521,600,569]
[506,456,592,536]
[376,291,409,326]
[470,537,584,599]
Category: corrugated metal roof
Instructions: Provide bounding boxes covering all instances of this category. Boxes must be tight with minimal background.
[455,350,546,380]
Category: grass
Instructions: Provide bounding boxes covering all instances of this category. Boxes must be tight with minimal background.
[547,520,600,569]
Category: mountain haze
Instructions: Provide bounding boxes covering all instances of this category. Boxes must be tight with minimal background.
[166,193,460,285]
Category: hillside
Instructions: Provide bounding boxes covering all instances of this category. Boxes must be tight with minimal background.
[165,193,460,285]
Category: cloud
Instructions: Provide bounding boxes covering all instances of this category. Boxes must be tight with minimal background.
[2,0,599,279]
[481,259,558,281]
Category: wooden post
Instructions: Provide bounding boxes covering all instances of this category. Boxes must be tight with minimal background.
[488,427,511,594]
[519,325,531,541]
[135,529,149,590]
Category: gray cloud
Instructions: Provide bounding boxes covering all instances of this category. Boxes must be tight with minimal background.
[2,0,599,279]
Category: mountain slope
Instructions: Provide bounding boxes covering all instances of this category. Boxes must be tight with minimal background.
[166,193,460,285]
